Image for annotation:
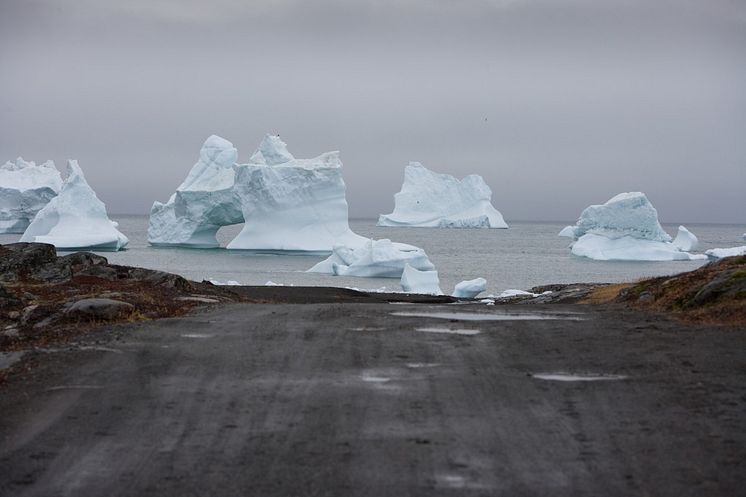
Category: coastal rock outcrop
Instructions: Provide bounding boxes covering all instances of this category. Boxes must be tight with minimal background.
[0,157,62,233]
[378,162,508,228]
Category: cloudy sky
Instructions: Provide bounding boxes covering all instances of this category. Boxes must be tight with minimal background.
[1,0,744,223]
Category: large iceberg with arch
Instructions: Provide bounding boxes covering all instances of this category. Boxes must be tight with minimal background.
[559,192,705,261]
[148,134,365,252]
[0,157,62,233]
[20,160,128,251]
[377,162,508,228]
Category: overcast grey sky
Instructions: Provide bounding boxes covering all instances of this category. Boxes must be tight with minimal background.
[1,0,744,223]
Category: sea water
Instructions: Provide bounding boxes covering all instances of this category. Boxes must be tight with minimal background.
[1,216,743,296]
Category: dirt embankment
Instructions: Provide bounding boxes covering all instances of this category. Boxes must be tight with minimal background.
[612,255,746,326]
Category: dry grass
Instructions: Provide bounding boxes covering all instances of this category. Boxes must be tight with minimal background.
[617,255,746,327]
[579,283,634,305]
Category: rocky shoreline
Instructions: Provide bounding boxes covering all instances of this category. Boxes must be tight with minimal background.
[2,243,744,359]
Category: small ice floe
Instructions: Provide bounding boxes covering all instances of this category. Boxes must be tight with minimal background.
[400,263,442,295]
[208,279,241,286]
[479,298,495,306]
[532,373,627,382]
[264,280,282,286]
[452,278,487,298]
[344,286,389,293]
[180,333,212,339]
[349,327,386,332]
[416,327,480,336]
[705,246,746,259]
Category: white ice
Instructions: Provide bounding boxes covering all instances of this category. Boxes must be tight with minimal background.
[308,238,435,278]
[148,134,365,252]
[400,263,442,294]
[571,233,706,261]
[452,277,487,298]
[20,160,128,251]
[705,246,746,259]
[559,192,704,261]
[0,157,62,233]
[378,162,508,228]
[227,135,366,252]
[672,225,699,251]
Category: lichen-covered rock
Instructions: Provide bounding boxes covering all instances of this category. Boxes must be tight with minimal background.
[65,298,135,320]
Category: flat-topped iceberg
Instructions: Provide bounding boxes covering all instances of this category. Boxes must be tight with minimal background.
[148,134,365,252]
[378,162,508,229]
[20,161,128,251]
[400,264,442,294]
[226,135,366,252]
[559,192,704,261]
[0,157,62,233]
[452,278,487,299]
[307,238,435,278]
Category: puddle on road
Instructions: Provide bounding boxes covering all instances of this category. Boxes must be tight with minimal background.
[406,362,441,369]
[416,327,481,336]
[392,311,584,321]
[360,373,391,383]
[532,373,627,382]
[46,385,105,391]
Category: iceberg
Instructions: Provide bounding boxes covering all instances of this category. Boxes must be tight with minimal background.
[148,135,242,248]
[226,135,366,252]
[20,161,128,251]
[452,278,487,299]
[705,246,746,259]
[307,238,435,278]
[400,264,442,294]
[672,225,699,252]
[148,134,365,252]
[560,192,705,261]
[0,157,62,233]
[378,162,508,228]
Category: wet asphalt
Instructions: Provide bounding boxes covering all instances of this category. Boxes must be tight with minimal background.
[1,301,745,496]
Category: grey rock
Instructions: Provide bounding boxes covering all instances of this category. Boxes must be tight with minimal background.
[65,298,134,320]
[637,291,654,303]
[0,243,57,282]
[1,283,22,310]
[125,268,192,290]
[76,265,119,281]
[20,304,40,325]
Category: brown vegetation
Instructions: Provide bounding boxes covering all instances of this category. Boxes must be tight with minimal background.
[615,255,746,326]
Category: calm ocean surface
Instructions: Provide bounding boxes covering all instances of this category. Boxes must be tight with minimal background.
[2,216,744,296]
